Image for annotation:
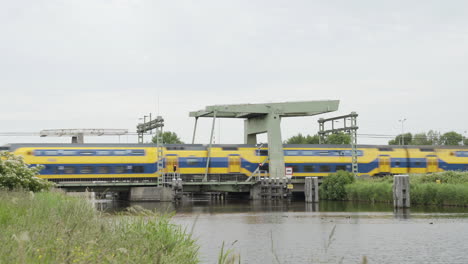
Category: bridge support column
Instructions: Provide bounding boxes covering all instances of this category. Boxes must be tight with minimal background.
[305,177,319,203]
[130,186,174,202]
[250,183,262,200]
[250,178,291,200]
[393,175,410,208]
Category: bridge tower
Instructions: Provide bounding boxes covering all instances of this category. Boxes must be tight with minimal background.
[190,100,339,180]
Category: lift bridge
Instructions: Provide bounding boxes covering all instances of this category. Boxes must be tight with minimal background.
[58,100,345,201]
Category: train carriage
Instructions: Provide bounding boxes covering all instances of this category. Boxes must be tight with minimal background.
[3,143,468,182]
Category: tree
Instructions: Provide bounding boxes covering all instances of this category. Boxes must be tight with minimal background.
[151,131,184,144]
[388,133,412,145]
[440,131,463,145]
[285,133,308,144]
[427,130,442,145]
[0,151,54,192]
[285,133,349,144]
[411,132,431,145]
[324,132,351,144]
[305,134,320,144]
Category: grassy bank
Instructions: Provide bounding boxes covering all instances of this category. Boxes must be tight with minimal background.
[322,171,468,207]
[0,190,199,264]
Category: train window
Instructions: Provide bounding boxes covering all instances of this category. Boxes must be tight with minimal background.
[285,150,300,156]
[319,151,329,156]
[79,151,94,156]
[114,166,126,173]
[222,147,238,151]
[80,166,93,174]
[114,150,127,155]
[336,165,347,171]
[415,161,422,166]
[319,165,331,172]
[291,165,299,172]
[378,148,393,151]
[395,161,401,166]
[96,150,112,156]
[304,165,315,172]
[259,163,269,171]
[302,150,314,155]
[132,166,145,173]
[455,151,468,157]
[44,150,58,156]
[131,150,145,156]
[166,146,185,150]
[64,166,76,174]
[97,166,110,173]
[420,148,434,152]
[187,157,200,165]
[256,150,269,156]
[62,150,77,156]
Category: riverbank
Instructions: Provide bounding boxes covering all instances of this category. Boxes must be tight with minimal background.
[323,171,468,206]
[0,190,199,264]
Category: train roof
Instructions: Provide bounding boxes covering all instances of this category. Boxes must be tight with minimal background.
[4,143,468,151]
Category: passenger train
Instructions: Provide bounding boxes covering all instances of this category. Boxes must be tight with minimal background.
[2,143,468,182]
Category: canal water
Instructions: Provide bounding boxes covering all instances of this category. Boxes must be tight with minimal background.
[97,198,468,264]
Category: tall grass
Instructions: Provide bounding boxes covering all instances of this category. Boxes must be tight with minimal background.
[411,171,468,184]
[0,190,199,264]
[345,181,393,203]
[411,183,468,206]
[321,171,468,206]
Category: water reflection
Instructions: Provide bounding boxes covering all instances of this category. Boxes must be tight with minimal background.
[305,202,319,212]
[95,198,468,216]
[92,198,468,264]
[394,208,411,220]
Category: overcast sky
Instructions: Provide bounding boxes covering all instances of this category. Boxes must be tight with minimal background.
[1,0,467,145]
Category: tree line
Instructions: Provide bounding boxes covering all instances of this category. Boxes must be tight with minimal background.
[388,130,467,146]
[152,130,468,146]
[285,132,351,144]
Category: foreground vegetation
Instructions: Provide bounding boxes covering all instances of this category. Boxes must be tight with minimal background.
[0,190,200,264]
[321,171,468,206]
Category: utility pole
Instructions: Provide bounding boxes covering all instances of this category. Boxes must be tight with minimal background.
[318,112,359,177]
[399,118,407,145]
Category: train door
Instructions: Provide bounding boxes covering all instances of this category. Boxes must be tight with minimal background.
[228,155,241,173]
[426,155,438,173]
[379,155,391,174]
[165,155,179,173]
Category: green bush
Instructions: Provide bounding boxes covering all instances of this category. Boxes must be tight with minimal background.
[0,191,199,264]
[319,170,355,200]
[0,151,54,192]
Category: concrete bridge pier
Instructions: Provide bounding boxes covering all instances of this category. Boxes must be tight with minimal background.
[129,186,175,202]
[393,175,410,208]
[305,177,319,203]
[250,178,291,200]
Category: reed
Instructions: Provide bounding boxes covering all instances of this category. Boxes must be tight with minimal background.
[345,181,393,203]
[0,190,199,264]
[342,172,468,206]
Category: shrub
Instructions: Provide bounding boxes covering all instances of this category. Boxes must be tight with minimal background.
[319,170,355,200]
[0,151,53,192]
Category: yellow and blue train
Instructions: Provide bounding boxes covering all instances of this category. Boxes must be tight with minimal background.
[2,143,468,182]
